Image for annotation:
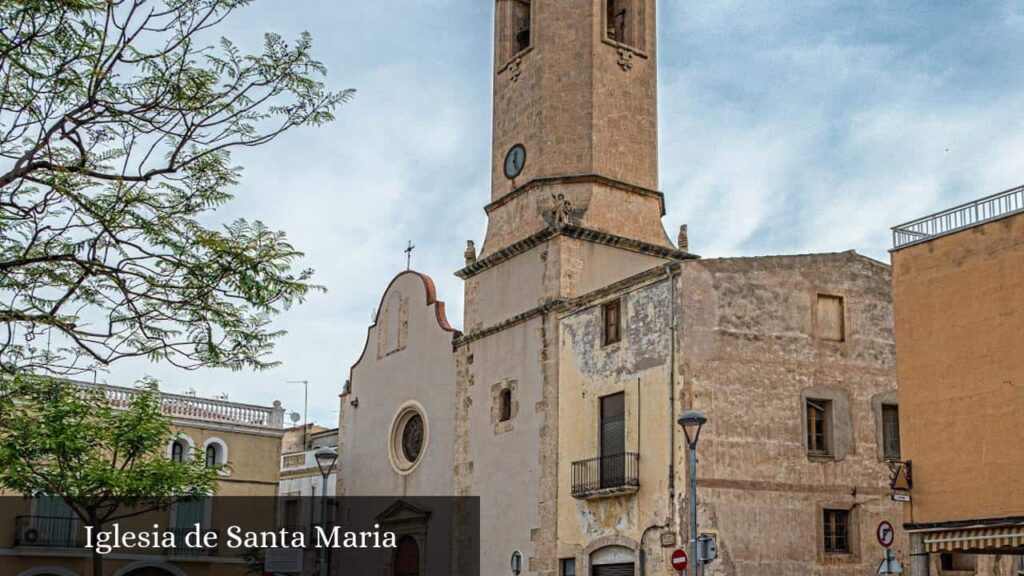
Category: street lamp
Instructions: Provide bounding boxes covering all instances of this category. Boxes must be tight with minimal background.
[315,447,338,576]
[678,410,707,576]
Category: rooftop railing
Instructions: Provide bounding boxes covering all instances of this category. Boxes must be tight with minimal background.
[892,184,1024,249]
[81,382,284,429]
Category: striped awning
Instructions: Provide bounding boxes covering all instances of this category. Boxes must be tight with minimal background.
[923,526,1024,553]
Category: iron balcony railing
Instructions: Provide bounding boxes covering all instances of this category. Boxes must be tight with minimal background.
[15,516,84,548]
[571,452,639,498]
[892,184,1024,249]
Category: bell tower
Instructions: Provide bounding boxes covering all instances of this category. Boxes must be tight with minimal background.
[459,0,686,331]
[480,0,672,259]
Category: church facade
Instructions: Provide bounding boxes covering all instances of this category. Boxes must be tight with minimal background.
[337,2,905,575]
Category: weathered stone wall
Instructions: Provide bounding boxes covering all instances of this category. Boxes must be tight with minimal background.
[677,252,904,576]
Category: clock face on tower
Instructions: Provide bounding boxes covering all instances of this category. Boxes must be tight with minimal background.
[504,144,526,179]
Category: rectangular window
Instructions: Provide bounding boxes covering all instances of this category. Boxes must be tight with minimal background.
[1017,555,1024,575]
[882,404,901,460]
[499,388,513,422]
[603,299,622,345]
[606,0,644,50]
[600,392,626,488]
[823,509,850,554]
[817,294,845,341]
[807,399,832,456]
[498,0,532,64]
[561,558,577,576]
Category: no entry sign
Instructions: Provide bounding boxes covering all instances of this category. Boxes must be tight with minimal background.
[877,520,895,548]
[671,548,688,572]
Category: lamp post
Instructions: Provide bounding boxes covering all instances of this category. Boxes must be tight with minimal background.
[678,410,707,576]
[315,447,338,576]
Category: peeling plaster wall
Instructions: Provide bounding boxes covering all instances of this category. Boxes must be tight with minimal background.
[557,274,676,573]
[676,252,904,576]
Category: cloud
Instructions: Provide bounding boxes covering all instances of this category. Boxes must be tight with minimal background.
[103,1,1024,427]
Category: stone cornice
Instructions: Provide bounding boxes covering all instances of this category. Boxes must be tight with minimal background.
[456,224,696,280]
[485,174,666,216]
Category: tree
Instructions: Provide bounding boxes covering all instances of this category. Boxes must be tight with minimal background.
[0,374,221,576]
[0,0,353,377]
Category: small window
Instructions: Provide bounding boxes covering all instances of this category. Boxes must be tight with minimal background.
[823,509,850,554]
[606,0,643,49]
[817,294,845,341]
[807,399,832,457]
[603,299,622,346]
[882,404,901,460]
[561,557,577,576]
[1017,555,1024,575]
[205,445,217,468]
[171,440,185,462]
[499,388,513,422]
[498,0,532,64]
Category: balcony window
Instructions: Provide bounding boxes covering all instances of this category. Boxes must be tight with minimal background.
[572,393,638,498]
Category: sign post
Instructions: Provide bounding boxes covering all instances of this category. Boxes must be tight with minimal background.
[875,520,903,574]
[877,520,895,548]
[671,548,688,573]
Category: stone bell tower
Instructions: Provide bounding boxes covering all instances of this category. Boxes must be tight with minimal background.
[453,3,685,574]
[461,0,681,329]
[479,0,673,259]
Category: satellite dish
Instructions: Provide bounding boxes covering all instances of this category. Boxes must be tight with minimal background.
[289,411,301,424]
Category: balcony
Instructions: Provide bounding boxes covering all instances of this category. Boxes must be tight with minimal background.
[571,453,640,499]
[15,516,84,548]
[892,184,1024,249]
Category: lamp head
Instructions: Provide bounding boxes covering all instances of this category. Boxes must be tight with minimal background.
[678,409,708,448]
[315,447,339,476]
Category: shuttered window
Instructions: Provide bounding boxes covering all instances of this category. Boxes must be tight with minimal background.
[882,404,901,460]
[600,393,626,488]
[592,564,634,576]
[817,294,845,341]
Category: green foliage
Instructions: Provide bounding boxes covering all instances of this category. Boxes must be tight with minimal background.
[0,0,352,376]
[0,375,220,523]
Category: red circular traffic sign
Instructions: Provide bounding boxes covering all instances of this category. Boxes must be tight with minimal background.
[877,520,895,548]
[671,548,688,571]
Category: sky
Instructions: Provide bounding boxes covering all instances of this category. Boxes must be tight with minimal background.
[103,0,1024,428]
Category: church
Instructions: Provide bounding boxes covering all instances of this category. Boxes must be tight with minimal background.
[337,1,902,575]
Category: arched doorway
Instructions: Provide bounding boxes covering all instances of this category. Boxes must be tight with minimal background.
[394,535,420,576]
[590,544,635,576]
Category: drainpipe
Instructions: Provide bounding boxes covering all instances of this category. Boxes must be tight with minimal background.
[665,264,678,527]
